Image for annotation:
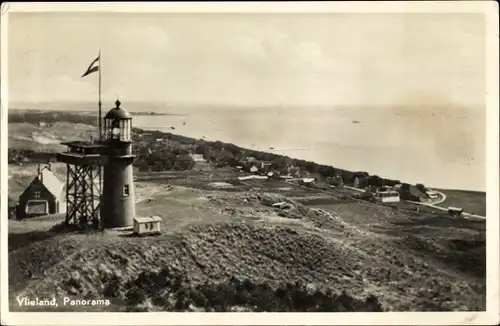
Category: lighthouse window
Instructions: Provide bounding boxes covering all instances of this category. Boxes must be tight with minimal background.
[123,184,130,196]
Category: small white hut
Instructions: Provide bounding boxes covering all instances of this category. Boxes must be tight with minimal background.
[133,216,162,235]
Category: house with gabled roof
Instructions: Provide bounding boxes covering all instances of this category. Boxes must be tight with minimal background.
[16,164,65,219]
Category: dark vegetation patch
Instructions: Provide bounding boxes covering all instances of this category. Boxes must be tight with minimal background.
[118,268,384,312]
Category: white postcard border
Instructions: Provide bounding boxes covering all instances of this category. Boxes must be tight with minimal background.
[1,1,498,325]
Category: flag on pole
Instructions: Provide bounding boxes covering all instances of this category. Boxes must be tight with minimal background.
[81,55,100,78]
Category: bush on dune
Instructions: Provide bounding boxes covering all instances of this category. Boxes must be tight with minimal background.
[117,267,384,312]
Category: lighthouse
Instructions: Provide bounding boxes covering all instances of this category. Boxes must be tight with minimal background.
[100,99,136,228]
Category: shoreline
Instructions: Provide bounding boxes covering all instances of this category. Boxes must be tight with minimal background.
[142,126,485,194]
[7,110,485,194]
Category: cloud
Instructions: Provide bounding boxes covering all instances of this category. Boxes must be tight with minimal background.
[8,13,485,107]
[43,75,97,102]
[112,25,171,61]
[231,30,358,76]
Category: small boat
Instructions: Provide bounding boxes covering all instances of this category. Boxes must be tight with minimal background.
[170,126,175,130]
[352,120,360,124]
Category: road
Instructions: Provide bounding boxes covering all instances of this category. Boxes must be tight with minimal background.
[429,190,447,205]
[344,185,485,220]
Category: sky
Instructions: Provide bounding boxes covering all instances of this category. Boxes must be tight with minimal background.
[8,12,486,108]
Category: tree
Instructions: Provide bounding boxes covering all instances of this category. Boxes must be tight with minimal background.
[416,183,426,192]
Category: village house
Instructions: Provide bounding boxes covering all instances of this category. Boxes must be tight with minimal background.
[287,165,301,177]
[189,153,206,162]
[267,171,280,179]
[425,189,440,200]
[300,178,315,185]
[374,189,401,203]
[327,175,344,188]
[448,207,463,218]
[353,176,365,188]
[393,184,403,191]
[260,161,272,170]
[16,164,65,219]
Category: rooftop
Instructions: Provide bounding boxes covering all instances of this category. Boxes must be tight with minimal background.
[60,141,104,149]
[134,216,163,223]
[104,100,132,120]
[37,167,64,198]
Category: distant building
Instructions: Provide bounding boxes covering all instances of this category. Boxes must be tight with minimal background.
[190,153,206,162]
[16,164,65,219]
[375,190,400,203]
[300,178,315,185]
[260,161,272,170]
[425,190,440,200]
[272,202,291,209]
[448,207,463,217]
[133,216,162,235]
[331,175,344,187]
[250,165,259,173]
[287,165,300,177]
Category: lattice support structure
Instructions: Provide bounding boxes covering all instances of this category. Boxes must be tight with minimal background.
[65,164,102,229]
[57,141,106,231]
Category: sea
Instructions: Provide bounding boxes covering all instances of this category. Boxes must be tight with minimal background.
[11,101,486,192]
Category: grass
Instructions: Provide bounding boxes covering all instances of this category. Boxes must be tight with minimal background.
[436,189,486,216]
[8,122,96,152]
[8,181,486,312]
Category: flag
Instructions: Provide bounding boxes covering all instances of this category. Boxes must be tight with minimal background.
[81,55,100,78]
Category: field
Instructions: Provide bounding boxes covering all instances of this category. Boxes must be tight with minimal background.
[8,122,96,152]
[7,117,486,312]
[436,189,487,216]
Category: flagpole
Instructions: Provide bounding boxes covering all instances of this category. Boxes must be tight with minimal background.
[98,49,102,142]
[97,49,103,228]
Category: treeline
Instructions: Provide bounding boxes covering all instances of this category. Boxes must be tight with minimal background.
[9,110,97,125]
[8,139,195,172]
[134,140,195,172]
[132,128,403,188]
[8,149,59,164]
